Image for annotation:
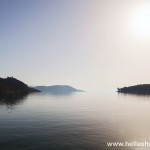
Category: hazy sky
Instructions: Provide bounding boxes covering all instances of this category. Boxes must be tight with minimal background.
[1,0,150,91]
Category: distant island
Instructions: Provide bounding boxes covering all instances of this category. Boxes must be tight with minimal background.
[34,85,84,94]
[117,84,150,94]
[0,77,40,98]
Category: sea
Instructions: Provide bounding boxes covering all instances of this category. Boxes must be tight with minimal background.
[0,91,150,150]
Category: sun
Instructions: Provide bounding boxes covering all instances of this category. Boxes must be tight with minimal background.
[130,4,150,38]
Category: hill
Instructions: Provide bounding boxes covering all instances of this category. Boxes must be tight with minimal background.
[0,77,40,97]
[117,84,150,94]
[34,85,83,93]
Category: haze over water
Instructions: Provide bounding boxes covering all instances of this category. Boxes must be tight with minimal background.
[1,0,150,149]
[1,91,150,150]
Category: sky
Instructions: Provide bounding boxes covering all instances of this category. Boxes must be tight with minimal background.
[1,0,150,91]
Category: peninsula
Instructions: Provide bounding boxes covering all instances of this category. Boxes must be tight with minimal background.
[117,84,150,94]
[34,85,83,93]
[0,77,40,97]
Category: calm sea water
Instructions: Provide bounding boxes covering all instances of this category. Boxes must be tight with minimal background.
[0,91,150,150]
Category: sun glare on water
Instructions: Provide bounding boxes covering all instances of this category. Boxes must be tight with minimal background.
[130,4,150,39]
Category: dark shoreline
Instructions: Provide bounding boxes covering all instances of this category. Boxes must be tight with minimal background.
[117,84,150,95]
[0,77,40,99]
